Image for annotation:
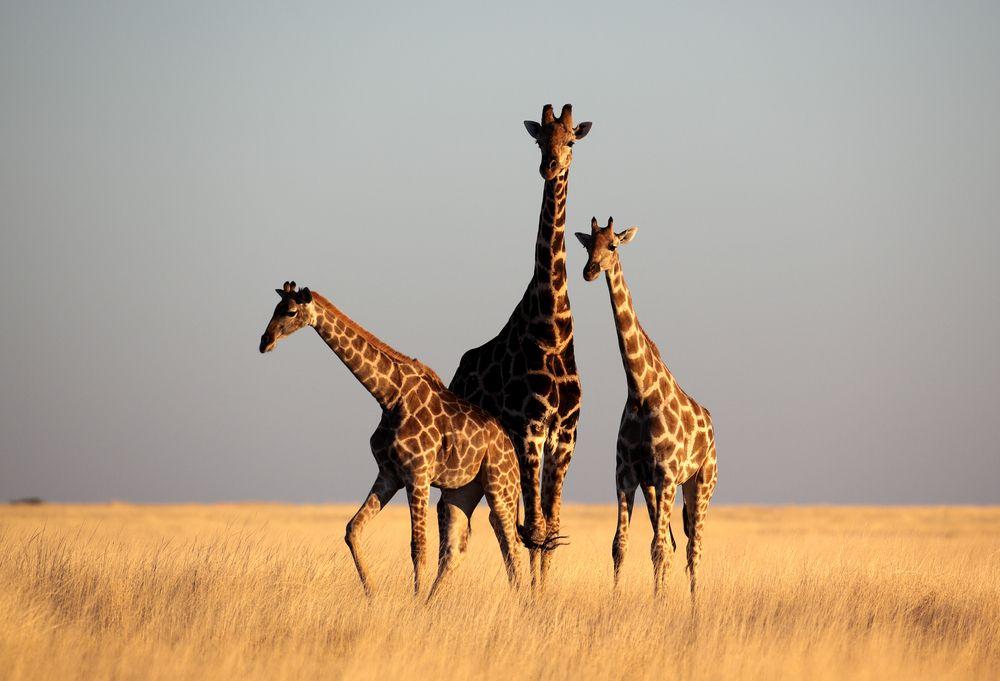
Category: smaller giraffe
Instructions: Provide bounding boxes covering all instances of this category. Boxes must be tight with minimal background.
[259,281,523,599]
[574,219,718,595]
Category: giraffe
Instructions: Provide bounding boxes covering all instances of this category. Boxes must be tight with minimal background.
[259,281,523,599]
[449,104,592,588]
[574,218,718,596]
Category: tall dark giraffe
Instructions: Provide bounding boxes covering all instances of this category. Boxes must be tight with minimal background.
[259,281,523,600]
[450,104,591,588]
[575,219,718,596]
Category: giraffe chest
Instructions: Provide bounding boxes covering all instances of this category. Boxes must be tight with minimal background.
[502,349,581,425]
[515,294,576,355]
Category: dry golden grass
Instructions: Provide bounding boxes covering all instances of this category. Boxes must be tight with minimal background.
[1,503,998,680]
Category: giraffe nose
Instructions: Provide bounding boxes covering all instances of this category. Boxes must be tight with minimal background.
[584,264,600,281]
[259,334,273,353]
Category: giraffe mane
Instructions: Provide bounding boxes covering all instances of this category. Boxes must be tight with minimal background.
[311,292,446,389]
[637,321,663,361]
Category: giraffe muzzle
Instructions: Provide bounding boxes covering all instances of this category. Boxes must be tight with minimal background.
[259,334,275,353]
[584,264,601,281]
[540,158,562,180]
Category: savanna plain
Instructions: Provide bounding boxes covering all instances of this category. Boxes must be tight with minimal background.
[1,503,997,681]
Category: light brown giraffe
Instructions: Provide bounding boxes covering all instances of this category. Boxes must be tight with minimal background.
[575,219,719,595]
[259,281,523,599]
[449,104,591,589]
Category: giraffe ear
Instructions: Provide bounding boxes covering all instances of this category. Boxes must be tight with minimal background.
[574,122,593,139]
[616,227,639,245]
[524,121,542,139]
[574,232,593,249]
[275,288,285,297]
[296,287,313,304]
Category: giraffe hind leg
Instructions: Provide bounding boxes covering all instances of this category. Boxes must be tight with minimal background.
[487,497,524,591]
[612,484,637,588]
[427,482,483,601]
[481,439,524,591]
[681,457,717,596]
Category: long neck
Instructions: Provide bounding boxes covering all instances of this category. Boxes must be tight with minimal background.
[526,170,573,347]
[309,293,408,410]
[605,259,654,396]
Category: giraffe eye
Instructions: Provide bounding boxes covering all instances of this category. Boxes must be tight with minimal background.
[567,141,575,147]
[608,244,617,252]
[286,309,297,317]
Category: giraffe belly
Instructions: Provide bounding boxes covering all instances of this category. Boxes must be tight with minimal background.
[431,468,479,490]
[430,433,486,490]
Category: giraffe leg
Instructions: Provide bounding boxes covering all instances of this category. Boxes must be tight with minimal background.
[405,481,431,597]
[612,483,637,588]
[518,435,547,590]
[427,482,484,601]
[682,455,717,597]
[344,473,400,597]
[651,472,677,595]
[539,425,576,587]
[486,483,524,591]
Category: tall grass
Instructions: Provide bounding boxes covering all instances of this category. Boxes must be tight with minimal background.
[1,504,997,680]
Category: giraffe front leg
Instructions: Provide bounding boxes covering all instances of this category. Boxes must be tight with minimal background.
[539,425,576,588]
[345,473,400,597]
[651,471,677,596]
[406,482,431,597]
[518,435,546,591]
[612,483,637,589]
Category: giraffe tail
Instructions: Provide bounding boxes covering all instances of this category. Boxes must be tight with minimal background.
[668,519,677,552]
[514,499,568,551]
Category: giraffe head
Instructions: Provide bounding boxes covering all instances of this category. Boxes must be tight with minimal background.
[259,281,316,353]
[574,217,638,281]
[524,104,592,180]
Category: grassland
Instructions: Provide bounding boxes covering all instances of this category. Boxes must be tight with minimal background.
[1,503,997,680]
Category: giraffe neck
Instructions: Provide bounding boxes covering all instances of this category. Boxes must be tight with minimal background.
[605,259,657,396]
[526,170,572,346]
[308,292,424,410]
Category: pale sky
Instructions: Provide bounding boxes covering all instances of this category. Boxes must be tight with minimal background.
[1,1,998,504]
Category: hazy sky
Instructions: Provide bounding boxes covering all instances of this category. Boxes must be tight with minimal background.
[2,2,998,505]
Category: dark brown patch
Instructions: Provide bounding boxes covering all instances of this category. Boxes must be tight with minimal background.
[693,432,706,452]
[414,381,431,403]
[625,334,639,355]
